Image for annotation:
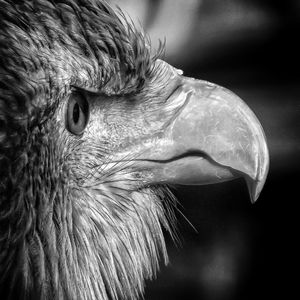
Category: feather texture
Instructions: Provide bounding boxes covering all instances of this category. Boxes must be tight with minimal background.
[0,1,173,299]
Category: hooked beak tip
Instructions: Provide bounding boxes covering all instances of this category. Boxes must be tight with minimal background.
[247,179,265,203]
[246,147,269,203]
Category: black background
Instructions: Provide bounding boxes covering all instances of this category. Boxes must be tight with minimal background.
[137,0,300,299]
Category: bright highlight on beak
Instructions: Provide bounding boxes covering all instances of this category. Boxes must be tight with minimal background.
[112,61,269,203]
[136,76,269,202]
[168,77,269,202]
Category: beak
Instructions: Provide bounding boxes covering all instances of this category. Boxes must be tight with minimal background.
[132,75,269,203]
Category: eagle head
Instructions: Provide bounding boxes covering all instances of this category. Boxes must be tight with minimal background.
[0,1,269,299]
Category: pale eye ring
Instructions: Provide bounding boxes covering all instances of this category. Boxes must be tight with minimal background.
[66,92,89,135]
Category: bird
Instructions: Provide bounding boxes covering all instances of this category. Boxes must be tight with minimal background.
[0,0,269,299]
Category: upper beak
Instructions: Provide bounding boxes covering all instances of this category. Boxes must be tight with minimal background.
[147,76,269,202]
[114,63,269,203]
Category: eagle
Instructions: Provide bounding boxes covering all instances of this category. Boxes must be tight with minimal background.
[0,1,269,299]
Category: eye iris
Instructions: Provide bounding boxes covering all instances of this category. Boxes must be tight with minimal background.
[73,103,80,124]
[66,92,89,135]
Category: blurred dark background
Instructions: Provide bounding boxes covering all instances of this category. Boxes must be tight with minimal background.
[109,1,300,299]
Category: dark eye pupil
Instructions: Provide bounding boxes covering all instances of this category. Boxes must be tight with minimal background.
[66,92,89,135]
[73,103,80,124]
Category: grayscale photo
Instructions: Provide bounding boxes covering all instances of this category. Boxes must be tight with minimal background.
[0,1,298,299]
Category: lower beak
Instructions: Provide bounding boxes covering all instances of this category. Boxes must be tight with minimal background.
[135,76,269,203]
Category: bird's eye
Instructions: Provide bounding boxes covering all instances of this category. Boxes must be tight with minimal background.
[66,92,89,135]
